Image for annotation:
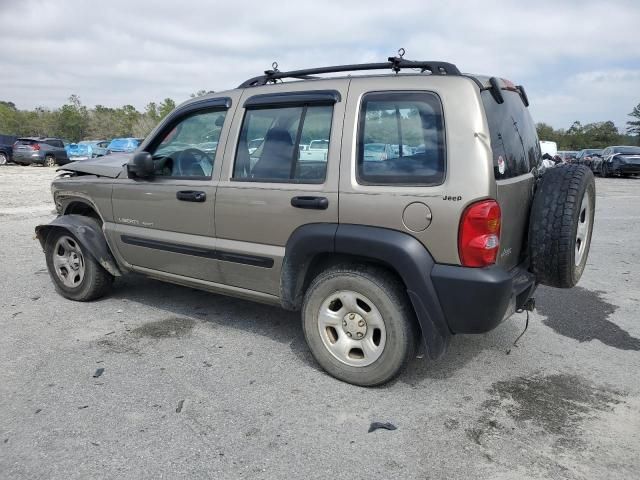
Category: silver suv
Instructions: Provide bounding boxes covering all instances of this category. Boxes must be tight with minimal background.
[36,55,596,386]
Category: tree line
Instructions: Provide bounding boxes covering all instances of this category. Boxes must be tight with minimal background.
[536,102,639,150]
[0,91,209,142]
[1,94,639,148]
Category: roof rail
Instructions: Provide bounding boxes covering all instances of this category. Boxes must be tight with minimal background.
[238,54,461,88]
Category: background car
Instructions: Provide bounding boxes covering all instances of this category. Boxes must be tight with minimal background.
[79,140,110,157]
[12,137,70,166]
[575,149,602,169]
[0,134,17,165]
[593,146,640,177]
[557,150,579,163]
[106,137,141,154]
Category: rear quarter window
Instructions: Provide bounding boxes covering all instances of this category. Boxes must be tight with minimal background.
[482,90,540,179]
[356,91,445,186]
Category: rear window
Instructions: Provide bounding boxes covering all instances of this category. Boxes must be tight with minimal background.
[357,92,445,185]
[17,139,36,145]
[613,146,640,155]
[482,90,540,179]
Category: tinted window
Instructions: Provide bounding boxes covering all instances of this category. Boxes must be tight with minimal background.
[233,104,332,183]
[45,139,63,148]
[149,109,226,178]
[613,146,640,155]
[482,90,540,179]
[357,92,445,185]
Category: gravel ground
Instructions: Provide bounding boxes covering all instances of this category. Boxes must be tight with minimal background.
[1,165,639,480]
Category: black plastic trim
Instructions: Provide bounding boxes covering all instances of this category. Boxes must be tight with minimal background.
[120,235,274,268]
[281,223,451,359]
[239,59,461,87]
[243,90,341,108]
[35,215,122,277]
[431,263,536,334]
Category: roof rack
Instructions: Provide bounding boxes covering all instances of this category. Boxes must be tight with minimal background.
[239,50,461,88]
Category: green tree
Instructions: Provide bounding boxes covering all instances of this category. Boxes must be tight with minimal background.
[627,103,640,137]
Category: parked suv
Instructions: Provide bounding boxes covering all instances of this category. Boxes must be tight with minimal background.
[13,137,69,166]
[0,134,17,165]
[35,56,596,386]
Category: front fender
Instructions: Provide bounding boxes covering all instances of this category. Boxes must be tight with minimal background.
[35,215,122,277]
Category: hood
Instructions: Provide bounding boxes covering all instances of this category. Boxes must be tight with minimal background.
[58,153,131,178]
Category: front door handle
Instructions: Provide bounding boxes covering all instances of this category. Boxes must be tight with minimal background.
[291,196,329,210]
[176,190,206,202]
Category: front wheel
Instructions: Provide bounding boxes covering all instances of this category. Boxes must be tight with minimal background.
[0,153,7,165]
[45,229,113,301]
[302,266,416,386]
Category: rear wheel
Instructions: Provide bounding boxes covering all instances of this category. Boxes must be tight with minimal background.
[302,265,416,386]
[529,164,595,288]
[45,229,113,301]
[44,155,56,167]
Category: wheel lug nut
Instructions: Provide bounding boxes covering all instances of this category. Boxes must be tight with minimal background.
[356,332,363,338]
[358,320,365,327]
[346,332,352,337]
[349,314,355,320]
[343,320,347,326]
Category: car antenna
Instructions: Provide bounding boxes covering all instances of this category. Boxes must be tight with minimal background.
[265,62,280,84]
[388,48,405,74]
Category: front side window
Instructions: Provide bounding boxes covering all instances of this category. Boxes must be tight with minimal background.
[149,109,227,178]
[357,92,445,185]
[233,104,333,183]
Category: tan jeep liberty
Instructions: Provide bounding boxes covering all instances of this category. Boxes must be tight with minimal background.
[36,54,596,386]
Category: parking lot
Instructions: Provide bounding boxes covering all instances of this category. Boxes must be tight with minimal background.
[0,165,638,480]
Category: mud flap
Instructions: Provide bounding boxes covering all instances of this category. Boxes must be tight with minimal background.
[35,215,122,277]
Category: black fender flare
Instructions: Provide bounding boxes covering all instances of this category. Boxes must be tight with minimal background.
[35,214,122,277]
[281,223,451,359]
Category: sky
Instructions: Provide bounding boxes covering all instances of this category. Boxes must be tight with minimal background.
[1,0,639,131]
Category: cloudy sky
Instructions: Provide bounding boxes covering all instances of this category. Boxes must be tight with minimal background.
[1,0,639,130]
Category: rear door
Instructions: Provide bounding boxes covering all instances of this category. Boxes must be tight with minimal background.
[214,82,347,295]
[481,85,539,269]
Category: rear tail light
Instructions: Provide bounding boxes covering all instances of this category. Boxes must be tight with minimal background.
[32,143,41,151]
[459,199,501,267]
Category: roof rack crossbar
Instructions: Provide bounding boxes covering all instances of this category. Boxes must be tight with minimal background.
[238,59,461,88]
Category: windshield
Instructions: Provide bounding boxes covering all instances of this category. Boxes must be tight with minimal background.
[613,146,640,155]
[108,138,134,150]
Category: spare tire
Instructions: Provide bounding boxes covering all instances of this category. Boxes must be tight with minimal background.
[529,164,595,288]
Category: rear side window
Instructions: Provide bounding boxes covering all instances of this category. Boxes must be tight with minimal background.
[482,90,540,179]
[357,92,445,185]
[233,104,333,183]
[46,139,63,148]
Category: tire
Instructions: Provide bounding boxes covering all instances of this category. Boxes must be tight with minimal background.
[301,265,416,386]
[44,155,57,167]
[0,153,7,165]
[45,226,114,301]
[529,164,595,288]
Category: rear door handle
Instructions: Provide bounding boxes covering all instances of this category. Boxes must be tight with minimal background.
[176,190,206,202]
[291,196,329,210]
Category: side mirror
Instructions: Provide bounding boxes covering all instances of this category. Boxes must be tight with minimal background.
[127,151,154,178]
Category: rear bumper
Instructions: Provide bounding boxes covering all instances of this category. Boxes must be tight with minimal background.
[431,263,536,334]
[13,153,43,164]
[613,164,640,174]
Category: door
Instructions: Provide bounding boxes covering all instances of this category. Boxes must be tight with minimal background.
[214,83,347,295]
[107,99,234,282]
